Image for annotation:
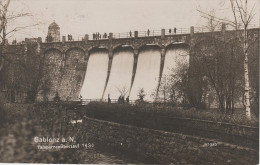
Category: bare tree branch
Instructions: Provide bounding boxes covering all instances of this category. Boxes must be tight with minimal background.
[7,12,32,20]
[197,9,236,26]
[6,23,39,36]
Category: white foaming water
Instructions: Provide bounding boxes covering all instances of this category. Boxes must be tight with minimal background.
[103,51,134,100]
[130,49,161,101]
[157,47,189,101]
[80,51,108,100]
[162,47,189,77]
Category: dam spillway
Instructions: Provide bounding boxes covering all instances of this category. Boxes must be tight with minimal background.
[80,49,108,100]
[129,47,161,101]
[103,48,134,100]
[79,45,189,102]
[162,46,189,77]
[156,46,189,101]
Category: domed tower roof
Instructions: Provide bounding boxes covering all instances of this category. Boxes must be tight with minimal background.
[47,20,60,42]
[48,21,60,29]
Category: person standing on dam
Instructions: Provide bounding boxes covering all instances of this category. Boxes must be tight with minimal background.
[98,32,101,39]
[118,96,121,104]
[79,95,82,103]
[122,96,125,104]
[126,96,129,104]
[108,94,111,104]
[147,29,150,36]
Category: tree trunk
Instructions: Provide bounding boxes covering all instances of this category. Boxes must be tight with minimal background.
[243,0,251,119]
[244,34,251,118]
[0,57,4,71]
[0,0,11,72]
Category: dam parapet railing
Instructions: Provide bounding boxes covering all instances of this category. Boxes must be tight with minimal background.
[111,23,258,39]
[81,99,138,105]
[80,98,185,105]
[11,23,259,45]
[54,23,260,41]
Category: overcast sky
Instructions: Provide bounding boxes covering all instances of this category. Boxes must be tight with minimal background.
[8,0,259,41]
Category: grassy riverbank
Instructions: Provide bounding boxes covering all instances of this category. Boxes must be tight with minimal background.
[82,102,259,127]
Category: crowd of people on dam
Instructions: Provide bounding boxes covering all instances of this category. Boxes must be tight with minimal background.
[117,95,130,104]
[93,32,108,40]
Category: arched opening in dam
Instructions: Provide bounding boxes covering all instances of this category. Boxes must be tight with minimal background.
[157,44,189,102]
[80,48,109,100]
[103,46,134,100]
[130,45,161,101]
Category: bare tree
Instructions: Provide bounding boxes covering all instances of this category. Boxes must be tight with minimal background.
[232,0,254,119]
[0,0,11,71]
[0,0,38,72]
[194,33,244,113]
[115,85,129,97]
[154,59,190,106]
[197,0,257,119]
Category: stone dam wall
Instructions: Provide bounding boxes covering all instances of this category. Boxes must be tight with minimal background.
[0,28,258,104]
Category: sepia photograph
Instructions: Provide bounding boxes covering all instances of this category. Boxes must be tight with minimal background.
[0,0,259,164]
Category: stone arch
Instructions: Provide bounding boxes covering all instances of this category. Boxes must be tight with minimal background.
[112,44,134,51]
[65,47,85,63]
[165,42,190,50]
[165,43,190,59]
[43,48,63,66]
[64,47,85,67]
[113,45,134,55]
[88,44,109,51]
[88,47,109,55]
[65,47,85,55]
[44,48,62,55]
[138,44,161,53]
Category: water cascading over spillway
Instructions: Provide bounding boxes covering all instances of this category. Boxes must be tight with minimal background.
[103,49,134,100]
[162,46,189,77]
[80,50,108,100]
[130,47,161,101]
[157,46,189,101]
